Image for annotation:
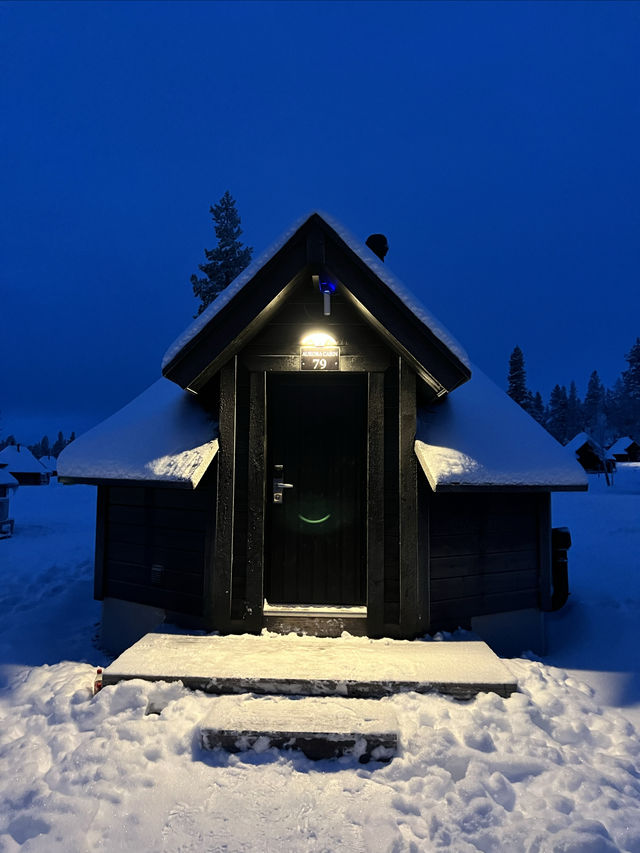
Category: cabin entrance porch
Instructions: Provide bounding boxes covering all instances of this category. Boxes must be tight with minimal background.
[101,631,519,700]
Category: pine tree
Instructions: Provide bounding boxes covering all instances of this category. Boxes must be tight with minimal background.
[52,431,66,457]
[621,338,640,438]
[530,391,547,426]
[583,371,606,436]
[547,384,569,443]
[566,381,582,441]
[191,191,253,316]
[507,346,532,411]
[622,338,640,399]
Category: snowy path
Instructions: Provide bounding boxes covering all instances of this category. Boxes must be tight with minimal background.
[0,479,639,851]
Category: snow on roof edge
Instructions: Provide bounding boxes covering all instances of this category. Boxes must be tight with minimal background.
[161,210,471,372]
[57,379,219,487]
[608,436,639,455]
[415,367,588,491]
[0,445,49,474]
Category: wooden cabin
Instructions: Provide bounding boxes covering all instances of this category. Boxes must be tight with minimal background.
[565,432,614,474]
[39,455,58,477]
[608,436,640,463]
[58,212,587,655]
[0,445,50,486]
[0,462,18,538]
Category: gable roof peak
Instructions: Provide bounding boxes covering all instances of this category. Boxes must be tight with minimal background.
[162,210,471,394]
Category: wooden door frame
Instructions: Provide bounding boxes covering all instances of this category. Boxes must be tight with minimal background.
[208,356,422,639]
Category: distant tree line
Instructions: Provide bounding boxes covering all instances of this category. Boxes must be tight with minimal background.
[507,340,640,450]
[0,430,76,458]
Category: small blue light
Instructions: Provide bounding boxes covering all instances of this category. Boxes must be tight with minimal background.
[320,279,336,294]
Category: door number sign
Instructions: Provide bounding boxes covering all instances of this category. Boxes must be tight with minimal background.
[300,347,340,371]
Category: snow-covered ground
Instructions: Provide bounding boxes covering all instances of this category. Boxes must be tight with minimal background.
[1,473,640,852]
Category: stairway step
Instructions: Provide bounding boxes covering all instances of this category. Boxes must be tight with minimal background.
[103,633,518,700]
[199,695,399,762]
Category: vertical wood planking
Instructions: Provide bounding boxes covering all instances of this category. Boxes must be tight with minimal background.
[367,372,385,636]
[230,363,250,619]
[537,492,553,615]
[383,362,400,627]
[245,371,266,630]
[210,356,237,631]
[399,358,419,635]
[94,486,108,600]
[417,476,431,634]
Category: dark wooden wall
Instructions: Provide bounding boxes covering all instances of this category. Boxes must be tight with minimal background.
[96,466,216,619]
[423,489,551,630]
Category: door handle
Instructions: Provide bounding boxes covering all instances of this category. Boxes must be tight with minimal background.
[273,464,294,503]
[273,480,294,503]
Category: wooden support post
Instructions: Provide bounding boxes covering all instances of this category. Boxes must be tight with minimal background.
[245,371,266,630]
[367,372,385,636]
[417,476,431,634]
[210,357,237,632]
[94,486,108,600]
[399,359,420,636]
[538,492,553,614]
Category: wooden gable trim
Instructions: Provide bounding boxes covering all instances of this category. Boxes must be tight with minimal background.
[163,235,309,392]
[321,222,471,395]
[162,214,470,396]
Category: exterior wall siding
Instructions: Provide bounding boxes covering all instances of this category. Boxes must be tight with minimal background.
[425,491,546,630]
[99,468,216,618]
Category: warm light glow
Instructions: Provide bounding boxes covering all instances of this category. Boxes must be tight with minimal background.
[300,332,337,347]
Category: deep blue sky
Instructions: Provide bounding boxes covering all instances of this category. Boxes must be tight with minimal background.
[2,1,639,444]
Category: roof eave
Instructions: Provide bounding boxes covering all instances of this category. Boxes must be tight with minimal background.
[430,482,589,493]
[58,475,198,490]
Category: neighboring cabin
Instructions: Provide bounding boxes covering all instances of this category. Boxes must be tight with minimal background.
[0,445,50,486]
[39,455,58,477]
[58,212,587,656]
[0,462,18,538]
[608,437,640,463]
[565,432,614,474]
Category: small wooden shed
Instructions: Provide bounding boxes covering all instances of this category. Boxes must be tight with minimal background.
[39,455,58,477]
[0,445,50,486]
[608,436,640,463]
[565,432,613,474]
[58,212,587,655]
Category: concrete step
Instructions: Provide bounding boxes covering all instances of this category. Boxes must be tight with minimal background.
[102,632,518,700]
[198,695,398,762]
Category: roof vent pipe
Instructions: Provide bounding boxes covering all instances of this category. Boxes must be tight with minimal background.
[365,233,389,262]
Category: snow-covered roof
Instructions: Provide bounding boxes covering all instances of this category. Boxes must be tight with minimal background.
[565,432,608,455]
[608,436,639,455]
[57,379,219,487]
[162,210,470,372]
[415,368,588,491]
[0,445,48,474]
[0,463,19,487]
[38,455,58,472]
[565,432,592,452]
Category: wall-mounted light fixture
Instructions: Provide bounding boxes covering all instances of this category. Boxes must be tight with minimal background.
[300,332,338,347]
[312,273,337,316]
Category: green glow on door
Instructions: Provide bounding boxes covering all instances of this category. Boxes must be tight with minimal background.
[298,513,331,525]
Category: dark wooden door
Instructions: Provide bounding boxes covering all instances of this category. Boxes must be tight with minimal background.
[266,373,367,606]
